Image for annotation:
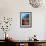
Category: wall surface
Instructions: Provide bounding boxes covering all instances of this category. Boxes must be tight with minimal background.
[0,0,46,40]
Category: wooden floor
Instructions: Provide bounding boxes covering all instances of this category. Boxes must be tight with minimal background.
[0,43,16,46]
[0,41,16,46]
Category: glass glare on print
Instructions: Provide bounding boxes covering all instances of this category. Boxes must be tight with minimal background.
[20,12,32,28]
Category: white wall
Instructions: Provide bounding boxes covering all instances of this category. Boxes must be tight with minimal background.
[44,14,46,40]
[0,0,46,40]
[32,8,46,40]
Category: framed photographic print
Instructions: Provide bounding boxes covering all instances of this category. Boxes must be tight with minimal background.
[20,12,32,28]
